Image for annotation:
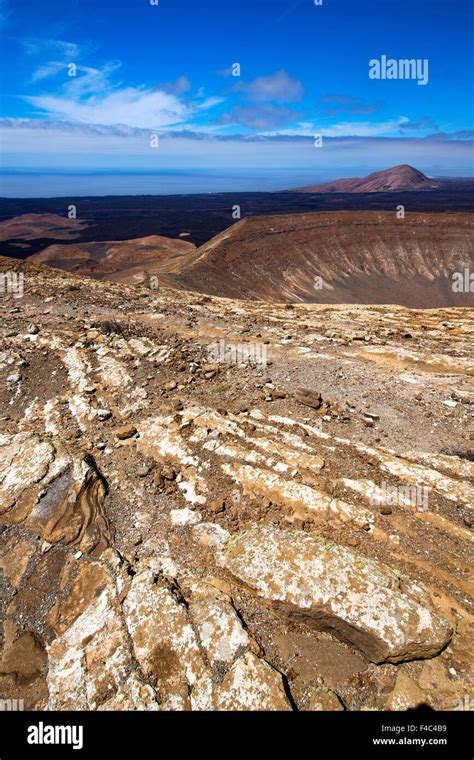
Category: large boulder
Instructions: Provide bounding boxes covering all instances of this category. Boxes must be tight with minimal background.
[219,526,452,663]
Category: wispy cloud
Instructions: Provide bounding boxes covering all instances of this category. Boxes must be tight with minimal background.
[321,95,383,117]
[31,61,69,83]
[258,117,412,138]
[232,70,303,103]
[52,61,122,98]
[320,118,410,138]
[22,37,83,59]
[218,104,297,129]
[156,76,191,95]
[21,37,87,83]
[22,46,223,131]
[26,81,223,132]
[27,88,193,129]
[399,116,440,132]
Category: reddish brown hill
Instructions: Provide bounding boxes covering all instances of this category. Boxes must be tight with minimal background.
[24,210,474,308]
[293,165,441,193]
[0,213,88,241]
[167,211,474,307]
[29,235,196,284]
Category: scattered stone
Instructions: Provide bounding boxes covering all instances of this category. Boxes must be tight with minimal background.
[115,425,137,440]
[440,446,474,462]
[294,388,322,409]
[451,391,474,405]
[153,471,164,488]
[96,409,112,421]
[98,320,122,335]
[346,537,360,547]
[161,464,176,480]
[131,531,143,546]
[272,388,286,400]
[210,499,225,514]
[365,412,380,421]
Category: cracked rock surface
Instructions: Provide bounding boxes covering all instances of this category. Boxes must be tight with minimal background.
[0,255,472,711]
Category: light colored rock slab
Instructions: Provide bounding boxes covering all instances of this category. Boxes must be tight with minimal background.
[122,571,206,710]
[219,525,452,663]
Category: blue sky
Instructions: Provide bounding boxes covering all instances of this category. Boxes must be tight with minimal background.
[0,0,473,186]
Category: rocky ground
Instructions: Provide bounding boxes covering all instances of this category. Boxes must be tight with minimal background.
[0,255,472,711]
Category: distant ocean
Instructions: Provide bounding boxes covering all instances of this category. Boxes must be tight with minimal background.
[0,170,328,198]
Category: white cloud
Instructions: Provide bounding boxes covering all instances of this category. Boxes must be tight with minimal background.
[23,37,87,83]
[319,117,410,137]
[219,104,295,129]
[233,70,303,103]
[31,61,68,82]
[27,87,193,129]
[24,52,223,131]
[26,80,224,131]
[258,117,410,138]
[157,76,191,95]
[54,61,122,97]
[22,37,82,59]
